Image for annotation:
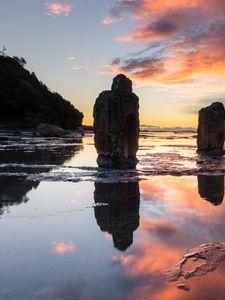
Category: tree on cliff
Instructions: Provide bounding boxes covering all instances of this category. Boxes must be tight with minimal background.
[12,56,27,67]
[0,45,7,56]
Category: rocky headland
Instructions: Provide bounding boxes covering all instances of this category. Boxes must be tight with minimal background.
[0,55,83,129]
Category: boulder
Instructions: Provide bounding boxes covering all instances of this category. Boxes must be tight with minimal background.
[37,123,66,137]
[93,74,139,169]
[197,102,225,155]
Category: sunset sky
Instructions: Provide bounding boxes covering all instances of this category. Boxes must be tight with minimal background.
[1,0,225,127]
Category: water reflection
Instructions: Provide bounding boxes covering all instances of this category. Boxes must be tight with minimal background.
[0,131,82,173]
[198,175,224,205]
[0,131,82,213]
[0,176,38,214]
[94,182,140,251]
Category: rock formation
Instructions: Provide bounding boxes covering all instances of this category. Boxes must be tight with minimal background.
[197,102,225,155]
[94,182,140,251]
[0,55,83,129]
[93,74,139,169]
[37,123,66,137]
[168,242,225,283]
[198,175,224,205]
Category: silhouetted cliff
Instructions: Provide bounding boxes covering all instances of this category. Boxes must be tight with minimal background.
[0,55,83,128]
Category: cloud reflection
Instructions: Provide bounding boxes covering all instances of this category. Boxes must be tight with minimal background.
[51,241,76,255]
[109,176,225,299]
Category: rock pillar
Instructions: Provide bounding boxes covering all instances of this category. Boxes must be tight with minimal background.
[197,102,225,155]
[93,74,139,169]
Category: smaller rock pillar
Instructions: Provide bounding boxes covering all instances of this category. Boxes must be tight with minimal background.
[93,74,139,169]
[197,102,225,155]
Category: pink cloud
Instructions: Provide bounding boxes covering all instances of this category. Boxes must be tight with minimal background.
[46,2,73,16]
[101,17,122,25]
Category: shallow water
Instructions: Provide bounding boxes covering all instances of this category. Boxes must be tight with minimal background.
[0,130,225,300]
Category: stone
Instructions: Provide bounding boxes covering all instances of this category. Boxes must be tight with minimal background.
[93,74,139,169]
[37,123,66,137]
[198,175,224,205]
[94,182,140,251]
[177,283,190,291]
[168,242,225,283]
[197,102,225,155]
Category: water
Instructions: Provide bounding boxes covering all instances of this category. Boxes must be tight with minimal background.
[0,129,225,300]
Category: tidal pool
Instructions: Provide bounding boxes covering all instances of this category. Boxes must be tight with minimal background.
[0,130,225,300]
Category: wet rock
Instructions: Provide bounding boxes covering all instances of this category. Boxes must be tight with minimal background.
[177,283,190,291]
[198,175,224,205]
[37,123,66,137]
[94,182,140,251]
[93,74,139,169]
[168,242,225,282]
[197,102,225,155]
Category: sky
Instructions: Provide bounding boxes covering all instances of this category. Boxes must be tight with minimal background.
[1,0,225,127]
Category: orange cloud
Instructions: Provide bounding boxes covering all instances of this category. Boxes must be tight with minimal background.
[108,0,225,85]
[46,2,73,16]
[51,241,76,254]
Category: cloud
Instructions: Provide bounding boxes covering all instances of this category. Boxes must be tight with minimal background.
[46,2,73,16]
[107,0,225,85]
[72,64,83,71]
[101,16,122,25]
[51,241,76,254]
[67,56,75,60]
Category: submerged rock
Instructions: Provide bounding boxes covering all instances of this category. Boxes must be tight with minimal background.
[198,175,224,205]
[197,102,225,155]
[93,74,139,169]
[37,123,66,137]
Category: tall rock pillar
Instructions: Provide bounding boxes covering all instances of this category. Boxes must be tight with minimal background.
[93,74,139,169]
[197,102,225,155]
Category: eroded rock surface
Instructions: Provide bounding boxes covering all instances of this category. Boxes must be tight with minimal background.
[197,102,225,155]
[93,74,139,169]
[168,242,225,282]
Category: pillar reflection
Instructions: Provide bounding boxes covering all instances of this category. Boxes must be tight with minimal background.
[198,175,224,205]
[94,182,140,251]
